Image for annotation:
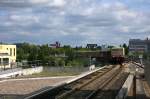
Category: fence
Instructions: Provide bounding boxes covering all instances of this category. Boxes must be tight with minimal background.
[43,66,89,74]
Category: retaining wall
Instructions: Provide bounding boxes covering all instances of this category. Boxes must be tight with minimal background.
[115,74,134,99]
[22,67,43,75]
[144,60,150,85]
[0,66,43,78]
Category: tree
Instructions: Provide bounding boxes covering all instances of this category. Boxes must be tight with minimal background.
[16,43,31,61]
[37,45,50,65]
[122,43,129,55]
[28,46,39,61]
[108,45,114,49]
[65,48,75,61]
[16,43,91,67]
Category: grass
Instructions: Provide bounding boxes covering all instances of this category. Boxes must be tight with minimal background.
[15,71,80,78]
[31,71,80,77]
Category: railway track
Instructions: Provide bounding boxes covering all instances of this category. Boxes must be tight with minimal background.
[53,65,115,98]
[87,71,129,99]
[25,65,129,99]
[53,65,128,99]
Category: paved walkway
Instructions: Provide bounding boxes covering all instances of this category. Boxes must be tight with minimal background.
[0,76,74,95]
[0,67,104,99]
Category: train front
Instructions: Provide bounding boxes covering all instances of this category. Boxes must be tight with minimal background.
[111,48,125,65]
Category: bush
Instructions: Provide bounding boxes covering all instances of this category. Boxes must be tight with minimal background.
[66,60,84,67]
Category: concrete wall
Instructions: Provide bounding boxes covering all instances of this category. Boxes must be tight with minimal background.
[115,74,134,99]
[22,66,43,75]
[0,68,22,78]
[144,60,150,85]
[0,66,43,78]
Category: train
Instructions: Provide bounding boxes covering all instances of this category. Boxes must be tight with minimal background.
[76,47,125,65]
[110,48,125,65]
[97,47,125,65]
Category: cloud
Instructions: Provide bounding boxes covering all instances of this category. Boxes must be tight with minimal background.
[29,0,49,4]
[51,0,66,7]
[0,0,149,46]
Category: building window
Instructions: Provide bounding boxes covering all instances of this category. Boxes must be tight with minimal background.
[0,58,1,65]
[14,48,15,56]
[3,58,9,65]
[10,48,12,56]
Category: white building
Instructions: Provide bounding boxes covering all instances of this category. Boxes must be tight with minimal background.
[0,44,16,69]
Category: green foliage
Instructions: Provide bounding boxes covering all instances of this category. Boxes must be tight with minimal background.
[67,60,83,67]
[66,58,89,67]
[16,43,102,67]
[143,52,150,60]
[16,43,32,61]
[107,45,115,49]
[28,45,39,61]
[122,43,129,55]
[16,43,84,66]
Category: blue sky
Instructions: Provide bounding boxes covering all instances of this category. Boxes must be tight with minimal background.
[0,0,149,46]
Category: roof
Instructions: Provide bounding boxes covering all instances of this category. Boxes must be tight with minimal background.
[87,44,97,46]
[0,44,16,45]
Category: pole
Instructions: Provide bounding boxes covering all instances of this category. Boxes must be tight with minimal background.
[90,56,91,66]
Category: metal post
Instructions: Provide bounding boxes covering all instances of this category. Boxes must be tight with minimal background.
[89,56,91,66]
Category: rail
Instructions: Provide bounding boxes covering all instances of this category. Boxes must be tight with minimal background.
[55,65,121,99]
[56,66,115,99]
[25,64,129,99]
[24,65,110,99]
[132,62,144,69]
[85,68,122,99]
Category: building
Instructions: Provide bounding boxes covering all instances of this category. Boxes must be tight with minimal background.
[129,38,150,53]
[0,44,16,68]
[86,44,97,49]
[49,41,61,48]
[146,38,150,51]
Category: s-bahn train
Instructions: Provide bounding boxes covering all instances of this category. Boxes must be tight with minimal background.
[96,48,125,65]
[110,48,125,65]
[76,48,125,65]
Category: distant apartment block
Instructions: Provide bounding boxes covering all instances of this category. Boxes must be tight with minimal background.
[129,38,150,53]
[49,41,61,48]
[0,44,16,68]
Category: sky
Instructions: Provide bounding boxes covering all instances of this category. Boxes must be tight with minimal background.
[0,0,150,46]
